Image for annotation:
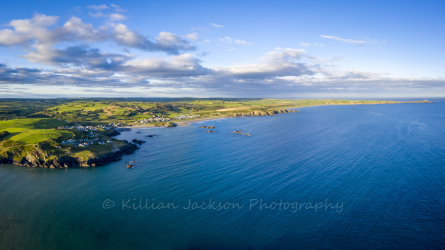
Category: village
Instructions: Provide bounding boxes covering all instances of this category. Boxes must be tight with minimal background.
[134,114,200,124]
[57,124,120,148]
[56,124,115,131]
[60,137,115,148]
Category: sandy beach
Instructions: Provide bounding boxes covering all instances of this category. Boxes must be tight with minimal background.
[123,116,229,129]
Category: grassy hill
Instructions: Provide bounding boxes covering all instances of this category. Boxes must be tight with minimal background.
[0,118,73,144]
[0,116,136,168]
[14,98,407,126]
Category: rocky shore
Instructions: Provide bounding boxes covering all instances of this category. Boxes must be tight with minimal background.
[0,142,139,168]
[171,109,300,126]
[224,109,299,117]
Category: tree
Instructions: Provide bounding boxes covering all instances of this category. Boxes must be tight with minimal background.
[0,131,9,140]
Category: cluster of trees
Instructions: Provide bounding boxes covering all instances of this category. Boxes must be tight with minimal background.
[0,99,72,119]
[180,104,225,112]
[148,104,175,114]
[0,131,9,140]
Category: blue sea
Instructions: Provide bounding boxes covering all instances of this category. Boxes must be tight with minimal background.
[1,101,444,249]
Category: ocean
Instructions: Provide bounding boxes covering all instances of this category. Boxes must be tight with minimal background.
[0,101,444,249]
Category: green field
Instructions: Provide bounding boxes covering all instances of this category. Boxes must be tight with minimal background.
[0,98,410,126]
[0,118,73,144]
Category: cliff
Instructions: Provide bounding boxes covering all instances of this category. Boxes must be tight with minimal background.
[0,142,138,168]
[224,109,299,117]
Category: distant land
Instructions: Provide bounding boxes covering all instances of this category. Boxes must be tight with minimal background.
[0,98,431,168]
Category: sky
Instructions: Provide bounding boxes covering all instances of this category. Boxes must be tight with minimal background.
[0,0,444,98]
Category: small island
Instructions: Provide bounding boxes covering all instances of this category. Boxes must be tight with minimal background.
[232,130,251,136]
[201,126,215,129]
[131,139,146,145]
[0,98,431,168]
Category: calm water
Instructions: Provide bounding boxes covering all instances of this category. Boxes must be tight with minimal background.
[1,102,444,249]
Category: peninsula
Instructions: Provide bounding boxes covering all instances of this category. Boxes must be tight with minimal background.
[0,98,431,168]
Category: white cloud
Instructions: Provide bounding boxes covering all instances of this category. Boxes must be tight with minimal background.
[320,35,367,46]
[110,24,196,54]
[88,4,126,20]
[234,39,252,45]
[23,44,131,70]
[87,4,109,11]
[61,17,106,41]
[219,36,231,43]
[219,48,311,78]
[0,14,107,46]
[265,47,306,60]
[0,12,197,68]
[110,4,126,12]
[23,44,58,64]
[110,13,126,21]
[300,42,311,46]
[154,31,196,53]
[0,29,33,46]
[89,11,107,18]
[209,23,224,28]
[123,54,210,76]
[186,32,199,41]
[220,36,253,45]
[0,13,59,45]
[112,23,146,47]
[1,45,444,97]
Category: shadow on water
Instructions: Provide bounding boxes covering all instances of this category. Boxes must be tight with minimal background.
[0,217,24,232]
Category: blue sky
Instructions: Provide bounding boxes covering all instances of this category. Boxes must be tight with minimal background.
[0,0,444,98]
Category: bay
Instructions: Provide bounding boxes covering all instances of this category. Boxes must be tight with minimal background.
[1,101,444,249]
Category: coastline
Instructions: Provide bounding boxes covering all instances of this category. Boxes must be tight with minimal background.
[1,100,432,169]
[123,116,230,129]
[175,116,229,126]
[124,101,431,129]
[123,101,426,129]
[123,112,294,129]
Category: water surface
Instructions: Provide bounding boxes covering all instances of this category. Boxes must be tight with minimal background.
[1,102,444,249]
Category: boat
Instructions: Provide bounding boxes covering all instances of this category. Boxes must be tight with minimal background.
[126,161,134,168]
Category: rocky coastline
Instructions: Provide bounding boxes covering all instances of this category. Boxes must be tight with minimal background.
[223,109,299,117]
[0,141,139,168]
